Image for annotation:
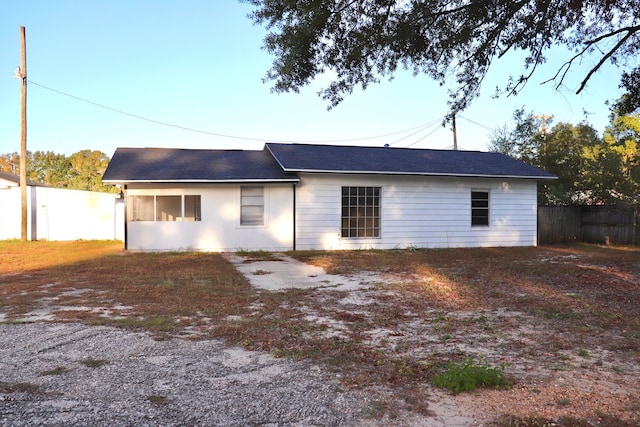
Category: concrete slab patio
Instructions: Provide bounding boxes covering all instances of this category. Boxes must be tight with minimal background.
[223,253,384,291]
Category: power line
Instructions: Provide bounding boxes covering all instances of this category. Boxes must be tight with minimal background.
[457,114,495,132]
[28,80,266,142]
[388,116,446,146]
[27,80,451,145]
[404,121,444,148]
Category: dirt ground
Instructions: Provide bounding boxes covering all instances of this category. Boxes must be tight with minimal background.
[227,249,640,425]
[1,242,639,426]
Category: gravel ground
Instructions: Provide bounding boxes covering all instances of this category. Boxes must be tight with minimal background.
[0,323,372,427]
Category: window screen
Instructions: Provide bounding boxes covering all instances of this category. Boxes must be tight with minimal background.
[184,195,201,221]
[128,196,154,221]
[127,195,201,222]
[156,196,181,221]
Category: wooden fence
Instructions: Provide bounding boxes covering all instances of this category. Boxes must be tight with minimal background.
[538,205,639,245]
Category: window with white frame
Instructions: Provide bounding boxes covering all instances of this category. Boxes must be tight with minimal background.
[184,195,201,221]
[128,195,201,222]
[156,196,181,221]
[240,186,264,226]
[471,190,489,226]
[341,186,380,238]
[129,195,154,222]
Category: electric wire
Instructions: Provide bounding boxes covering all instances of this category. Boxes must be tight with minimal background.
[27,80,451,145]
[457,114,494,132]
[404,121,445,148]
[28,80,266,142]
[387,116,446,146]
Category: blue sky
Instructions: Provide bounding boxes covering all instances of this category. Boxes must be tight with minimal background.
[0,1,625,157]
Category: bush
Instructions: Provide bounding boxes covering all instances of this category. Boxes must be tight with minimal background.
[432,357,510,393]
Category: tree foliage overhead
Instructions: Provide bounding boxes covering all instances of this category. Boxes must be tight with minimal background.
[245,0,640,112]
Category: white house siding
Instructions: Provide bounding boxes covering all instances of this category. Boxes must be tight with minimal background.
[125,183,294,252]
[294,174,538,250]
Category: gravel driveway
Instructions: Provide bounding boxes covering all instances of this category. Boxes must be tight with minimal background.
[1,254,483,427]
[0,323,371,426]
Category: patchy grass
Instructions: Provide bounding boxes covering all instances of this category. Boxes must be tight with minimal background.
[0,382,41,394]
[489,414,640,427]
[40,366,68,376]
[235,250,282,261]
[81,358,109,368]
[1,241,639,425]
[0,242,254,336]
[0,240,123,275]
[432,357,510,394]
[147,395,171,405]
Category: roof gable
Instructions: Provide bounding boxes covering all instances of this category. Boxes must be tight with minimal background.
[265,143,556,179]
[102,147,298,183]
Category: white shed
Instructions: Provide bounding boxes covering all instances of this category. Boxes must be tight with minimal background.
[0,171,124,241]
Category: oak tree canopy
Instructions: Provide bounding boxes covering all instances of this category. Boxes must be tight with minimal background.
[244,0,640,113]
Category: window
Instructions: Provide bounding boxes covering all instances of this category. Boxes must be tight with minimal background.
[128,195,201,222]
[471,191,489,226]
[241,186,264,226]
[341,186,380,238]
[184,195,201,222]
[129,195,154,222]
[156,196,181,221]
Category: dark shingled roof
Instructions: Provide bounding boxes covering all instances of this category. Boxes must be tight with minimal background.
[103,143,556,183]
[102,147,298,183]
[265,143,556,179]
[0,171,46,187]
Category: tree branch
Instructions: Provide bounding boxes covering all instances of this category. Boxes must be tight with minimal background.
[576,25,640,93]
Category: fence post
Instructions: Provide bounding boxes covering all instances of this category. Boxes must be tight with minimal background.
[634,205,637,246]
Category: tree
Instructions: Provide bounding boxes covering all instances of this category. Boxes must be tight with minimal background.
[490,109,640,205]
[592,113,640,203]
[0,150,117,193]
[245,0,640,112]
[488,108,551,166]
[540,121,602,205]
[68,150,113,192]
[0,153,19,174]
[28,151,72,187]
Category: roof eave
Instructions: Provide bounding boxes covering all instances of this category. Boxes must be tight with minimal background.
[102,178,300,185]
[282,169,557,180]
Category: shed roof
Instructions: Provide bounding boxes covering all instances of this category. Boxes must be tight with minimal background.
[265,143,556,179]
[102,147,299,184]
[0,171,46,187]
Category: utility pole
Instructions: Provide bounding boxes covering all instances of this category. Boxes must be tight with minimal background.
[532,114,553,156]
[16,26,28,241]
[532,114,554,135]
[452,111,458,151]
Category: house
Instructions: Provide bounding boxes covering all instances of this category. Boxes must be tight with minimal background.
[102,143,556,251]
[0,171,124,241]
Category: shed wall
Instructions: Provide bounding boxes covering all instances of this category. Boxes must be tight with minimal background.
[0,186,123,241]
[295,174,538,250]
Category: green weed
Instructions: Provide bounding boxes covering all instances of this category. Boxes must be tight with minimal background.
[432,357,510,393]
